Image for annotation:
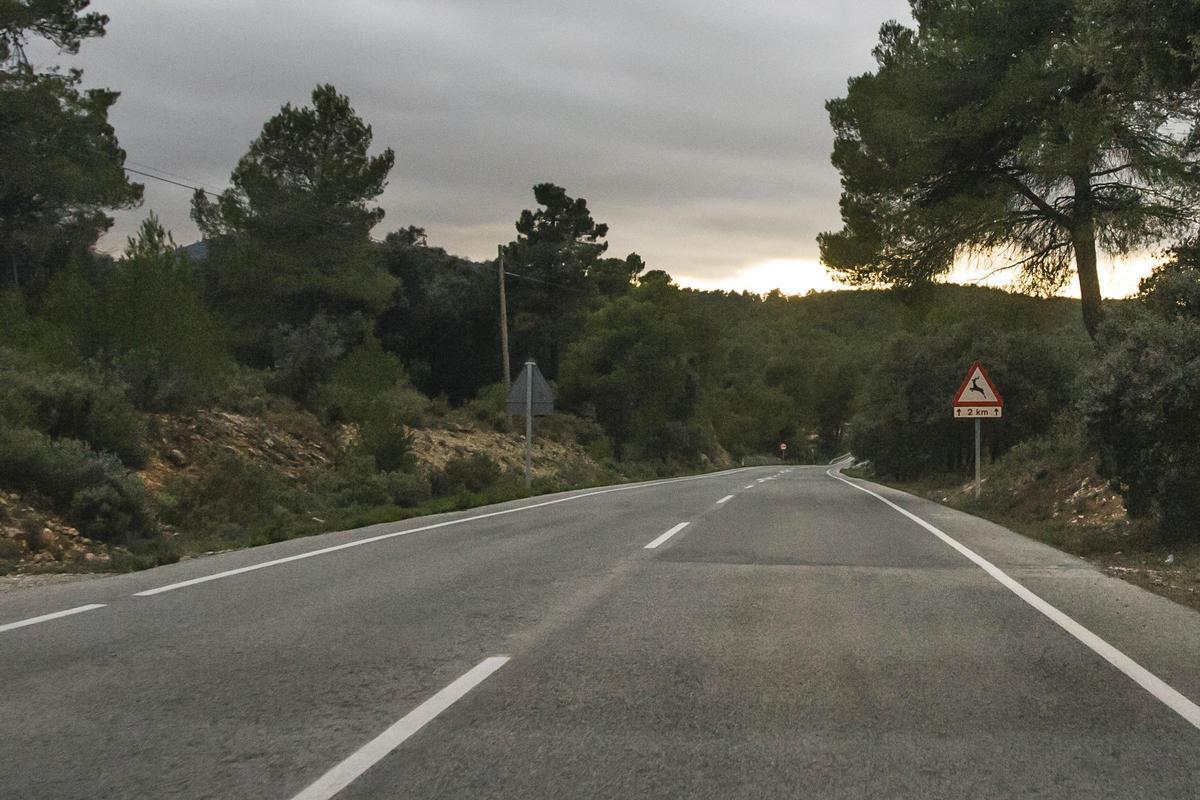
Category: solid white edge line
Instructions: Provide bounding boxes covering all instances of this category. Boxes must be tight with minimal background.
[135,467,758,597]
[716,495,734,505]
[0,603,106,634]
[826,468,1200,732]
[645,522,689,550]
[290,656,510,800]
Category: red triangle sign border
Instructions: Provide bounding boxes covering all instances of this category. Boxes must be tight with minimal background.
[952,361,1004,407]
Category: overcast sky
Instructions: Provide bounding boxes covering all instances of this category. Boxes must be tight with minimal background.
[59,1,1147,296]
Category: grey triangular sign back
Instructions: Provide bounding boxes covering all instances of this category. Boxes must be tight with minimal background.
[506,361,555,416]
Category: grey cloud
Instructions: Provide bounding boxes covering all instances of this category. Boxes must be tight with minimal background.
[77,0,911,280]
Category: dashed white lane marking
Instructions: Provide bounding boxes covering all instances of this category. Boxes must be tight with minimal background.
[717,495,734,505]
[0,604,106,634]
[645,522,690,550]
[290,656,510,800]
[827,468,1200,732]
[744,484,756,490]
[136,468,757,596]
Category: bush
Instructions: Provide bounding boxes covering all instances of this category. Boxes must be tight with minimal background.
[1082,249,1200,542]
[313,451,431,509]
[164,452,299,530]
[0,361,147,467]
[463,382,510,431]
[320,336,409,419]
[432,453,502,496]
[358,394,423,472]
[1083,309,1200,541]
[0,426,156,543]
[270,315,347,405]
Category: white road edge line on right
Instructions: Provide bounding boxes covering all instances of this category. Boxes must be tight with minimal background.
[827,468,1200,731]
[135,467,757,597]
[290,656,510,800]
[645,522,689,550]
[0,603,106,634]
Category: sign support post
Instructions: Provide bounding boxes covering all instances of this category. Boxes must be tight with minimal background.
[974,417,981,499]
[506,359,555,491]
[524,359,534,488]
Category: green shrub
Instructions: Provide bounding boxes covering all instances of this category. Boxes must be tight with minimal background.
[0,363,147,467]
[165,452,299,531]
[463,382,510,431]
[1082,248,1200,543]
[358,394,422,472]
[0,426,155,543]
[1084,309,1200,541]
[313,451,431,509]
[270,315,346,405]
[432,453,502,496]
[320,336,410,419]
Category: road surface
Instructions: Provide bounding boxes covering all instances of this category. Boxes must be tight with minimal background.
[2,466,1198,798]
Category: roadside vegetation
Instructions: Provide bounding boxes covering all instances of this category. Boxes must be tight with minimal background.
[3,1,1200,599]
[826,0,1200,605]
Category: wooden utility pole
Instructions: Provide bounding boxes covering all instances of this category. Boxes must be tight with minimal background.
[498,245,511,394]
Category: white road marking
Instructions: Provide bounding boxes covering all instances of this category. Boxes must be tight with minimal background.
[744,484,756,490]
[716,495,734,505]
[290,656,509,800]
[827,469,1200,732]
[0,604,106,634]
[645,522,689,550]
[136,468,757,596]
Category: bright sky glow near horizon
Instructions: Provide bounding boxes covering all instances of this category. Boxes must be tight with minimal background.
[65,1,1157,300]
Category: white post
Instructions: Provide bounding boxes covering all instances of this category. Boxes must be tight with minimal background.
[974,417,981,499]
[524,360,534,488]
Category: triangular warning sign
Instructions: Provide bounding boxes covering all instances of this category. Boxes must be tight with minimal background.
[953,361,1003,407]
[505,360,555,417]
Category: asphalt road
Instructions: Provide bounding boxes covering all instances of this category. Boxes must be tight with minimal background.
[2,466,1199,799]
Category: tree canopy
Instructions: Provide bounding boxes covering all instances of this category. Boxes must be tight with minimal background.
[501,183,644,379]
[192,84,396,359]
[819,0,1200,339]
[0,0,141,293]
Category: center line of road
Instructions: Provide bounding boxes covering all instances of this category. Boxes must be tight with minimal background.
[290,656,509,800]
[827,468,1200,732]
[716,495,734,505]
[135,467,756,596]
[645,522,689,549]
[0,604,106,635]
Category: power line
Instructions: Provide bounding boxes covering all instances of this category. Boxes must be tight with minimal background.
[121,157,604,293]
[503,270,589,293]
[123,166,220,198]
[125,160,226,195]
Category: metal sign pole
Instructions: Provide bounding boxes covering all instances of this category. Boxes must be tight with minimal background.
[974,417,981,499]
[524,359,534,488]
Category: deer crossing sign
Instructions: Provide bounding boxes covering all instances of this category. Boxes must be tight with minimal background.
[952,361,1004,419]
